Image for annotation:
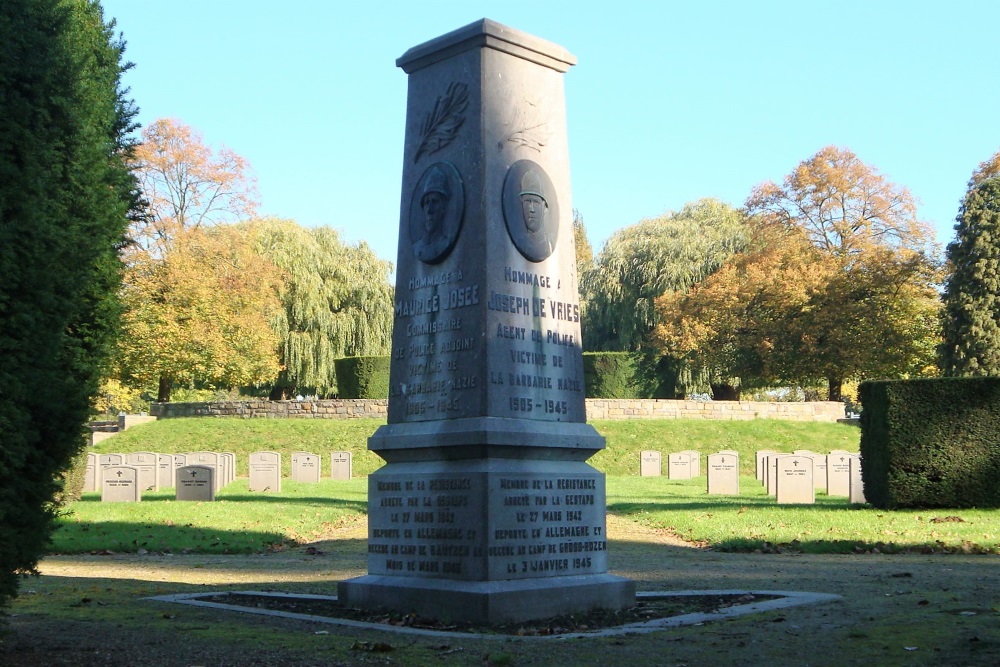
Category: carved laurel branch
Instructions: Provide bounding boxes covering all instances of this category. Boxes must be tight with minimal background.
[414,82,469,164]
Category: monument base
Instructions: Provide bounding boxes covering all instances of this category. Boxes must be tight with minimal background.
[338,573,636,625]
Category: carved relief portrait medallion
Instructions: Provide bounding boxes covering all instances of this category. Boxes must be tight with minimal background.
[502,160,559,262]
[409,161,464,264]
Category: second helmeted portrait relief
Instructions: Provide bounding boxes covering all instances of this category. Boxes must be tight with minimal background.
[502,160,559,262]
[410,161,464,264]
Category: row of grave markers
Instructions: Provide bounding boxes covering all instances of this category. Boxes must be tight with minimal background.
[639,449,867,503]
[755,450,866,505]
[640,450,741,495]
[87,450,353,502]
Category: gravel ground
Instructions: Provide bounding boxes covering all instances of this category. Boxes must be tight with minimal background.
[2,515,999,666]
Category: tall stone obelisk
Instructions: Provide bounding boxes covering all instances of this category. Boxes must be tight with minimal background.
[338,19,635,624]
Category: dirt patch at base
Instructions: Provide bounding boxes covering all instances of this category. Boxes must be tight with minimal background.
[199,590,775,636]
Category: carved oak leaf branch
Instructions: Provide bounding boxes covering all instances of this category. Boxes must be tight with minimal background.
[414,82,469,163]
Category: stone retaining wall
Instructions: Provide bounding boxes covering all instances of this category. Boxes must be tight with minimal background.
[151,399,389,419]
[585,399,844,422]
[151,398,844,422]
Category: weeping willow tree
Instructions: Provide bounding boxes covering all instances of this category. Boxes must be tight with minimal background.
[582,198,749,351]
[249,218,394,398]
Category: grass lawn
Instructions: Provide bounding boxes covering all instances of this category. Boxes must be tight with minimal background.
[59,416,1000,555]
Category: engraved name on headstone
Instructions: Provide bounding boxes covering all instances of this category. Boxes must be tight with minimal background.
[338,19,633,625]
[775,455,815,504]
[639,450,661,476]
[330,451,352,480]
[249,451,281,493]
[101,465,140,502]
[176,465,215,501]
[707,453,740,495]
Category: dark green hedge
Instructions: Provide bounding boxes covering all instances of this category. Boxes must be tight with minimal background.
[582,352,641,398]
[859,378,1000,509]
[334,356,391,399]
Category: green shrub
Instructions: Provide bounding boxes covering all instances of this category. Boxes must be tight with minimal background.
[860,378,1000,508]
[583,352,640,398]
[334,356,390,399]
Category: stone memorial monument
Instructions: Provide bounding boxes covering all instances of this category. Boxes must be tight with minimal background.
[338,19,634,624]
[639,450,661,476]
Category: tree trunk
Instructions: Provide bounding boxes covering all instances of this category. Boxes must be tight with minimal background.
[710,383,741,401]
[157,375,172,403]
[827,377,843,402]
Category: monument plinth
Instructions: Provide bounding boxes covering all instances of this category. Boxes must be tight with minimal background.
[338,19,635,624]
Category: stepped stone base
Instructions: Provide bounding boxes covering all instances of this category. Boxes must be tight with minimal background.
[338,573,636,625]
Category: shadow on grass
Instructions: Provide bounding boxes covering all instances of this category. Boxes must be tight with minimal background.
[50,521,292,555]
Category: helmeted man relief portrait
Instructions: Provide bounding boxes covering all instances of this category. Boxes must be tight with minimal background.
[409,161,464,264]
[502,159,559,262]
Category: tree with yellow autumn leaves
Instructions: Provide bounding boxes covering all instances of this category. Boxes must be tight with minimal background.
[655,147,941,401]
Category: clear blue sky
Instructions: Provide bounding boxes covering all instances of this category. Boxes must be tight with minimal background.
[101,0,1000,268]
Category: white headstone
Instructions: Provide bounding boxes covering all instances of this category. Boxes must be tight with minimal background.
[125,451,159,492]
[756,450,776,483]
[157,453,175,489]
[706,453,739,495]
[291,451,322,483]
[849,455,867,504]
[330,451,352,480]
[187,451,221,491]
[668,453,692,480]
[84,452,99,492]
[176,465,215,501]
[826,453,852,497]
[101,465,141,502]
[775,455,814,504]
[679,450,701,476]
[639,450,661,477]
[249,451,281,492]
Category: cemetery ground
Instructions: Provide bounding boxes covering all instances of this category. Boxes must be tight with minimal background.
[3,418,999,665]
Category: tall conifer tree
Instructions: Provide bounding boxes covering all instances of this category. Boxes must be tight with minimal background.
[940,177,1000,375]
[0,0,139,606]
